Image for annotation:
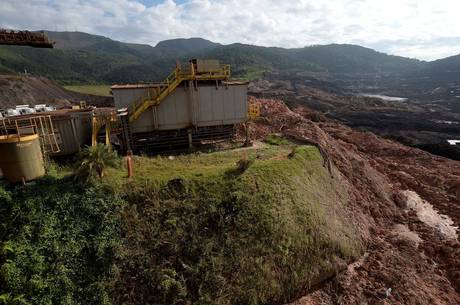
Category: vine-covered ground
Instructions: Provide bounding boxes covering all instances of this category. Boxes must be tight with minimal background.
[1,142,358,305]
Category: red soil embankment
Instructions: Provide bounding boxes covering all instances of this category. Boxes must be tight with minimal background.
[245,97,459,305]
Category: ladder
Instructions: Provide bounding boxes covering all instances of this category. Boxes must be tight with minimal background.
[118,109,133,153]
[128,62,231,122]
[36,116,60,154]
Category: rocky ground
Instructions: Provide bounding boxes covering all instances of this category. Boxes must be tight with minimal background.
[245,97,459,305]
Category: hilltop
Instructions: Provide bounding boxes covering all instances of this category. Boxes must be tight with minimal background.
[0,31,429,83]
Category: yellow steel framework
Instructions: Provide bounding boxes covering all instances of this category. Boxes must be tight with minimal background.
[128,61,231,122]
[91,110,118,150]
[0,115,60,154]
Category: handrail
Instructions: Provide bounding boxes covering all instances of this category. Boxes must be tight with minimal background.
[0,115,60,153]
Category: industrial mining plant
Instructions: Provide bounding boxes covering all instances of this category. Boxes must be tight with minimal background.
[0,31,254,183]
[114,59,249,153]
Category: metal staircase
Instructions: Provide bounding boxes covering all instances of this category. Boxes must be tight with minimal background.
[128,60,230,122]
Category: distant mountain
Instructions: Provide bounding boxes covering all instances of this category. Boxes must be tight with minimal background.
[422,54,460,83]
[155,38,220,56]
[49,32,218,57]
[192,43,423,77]
[188,43,313,78]
[377,53,460,93]
[428,54,460,70]
[47,31,138,50]
[0,30,446,84]
[292,44,423,73]
[0,32,225,83]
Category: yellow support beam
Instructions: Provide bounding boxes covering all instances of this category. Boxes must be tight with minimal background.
[92,111,117,149]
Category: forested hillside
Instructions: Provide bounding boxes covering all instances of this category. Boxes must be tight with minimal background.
[0,31,425,84]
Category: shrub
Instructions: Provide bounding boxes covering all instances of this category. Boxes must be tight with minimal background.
[235,154,254,173]
[74,144,120,182]
[0,178,125,305]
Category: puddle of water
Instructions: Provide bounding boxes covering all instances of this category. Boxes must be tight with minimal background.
[402,190,458,240]
[358,94,408,102]
[432,120,459,125]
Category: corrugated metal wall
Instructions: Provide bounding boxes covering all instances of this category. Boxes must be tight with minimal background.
[51,114,91,156]
[113,83,248,133]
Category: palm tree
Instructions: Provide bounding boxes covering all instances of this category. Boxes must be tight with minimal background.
[74,144,120,182]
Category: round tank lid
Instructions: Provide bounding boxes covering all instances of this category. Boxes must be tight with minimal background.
[0,134,39,143]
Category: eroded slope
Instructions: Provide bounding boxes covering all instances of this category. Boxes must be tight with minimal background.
[245,97,459,304]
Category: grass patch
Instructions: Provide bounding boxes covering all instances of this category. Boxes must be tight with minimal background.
[110,145,360,305]
[105,144,292,186]
[241,69,266,80]
[265,134,291,146]
[64,85,112,97]
[234,66,267,81]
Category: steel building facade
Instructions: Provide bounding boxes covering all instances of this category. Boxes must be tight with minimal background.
[112,81,248,134]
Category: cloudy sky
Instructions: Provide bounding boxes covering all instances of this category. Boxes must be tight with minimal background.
[2,0,460,61]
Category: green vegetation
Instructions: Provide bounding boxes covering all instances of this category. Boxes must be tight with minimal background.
[265,134,291,146]
[236,67,267,81]
[0,31,422,84]
[106,144,289,185]
[64,85,112,97]
[0,144,361,305]
[0,178,125,305]
[74,144,120,182]
[111,145,359,304]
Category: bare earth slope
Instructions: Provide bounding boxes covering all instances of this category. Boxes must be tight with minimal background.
[246,97,459,304]
[0,75,113,108]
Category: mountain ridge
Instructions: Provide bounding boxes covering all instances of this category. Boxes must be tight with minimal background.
[0,31,456,84]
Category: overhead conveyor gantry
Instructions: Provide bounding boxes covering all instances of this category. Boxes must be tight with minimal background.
[0,29,54,48]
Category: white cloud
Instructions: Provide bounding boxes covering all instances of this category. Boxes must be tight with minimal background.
[1,0,460,60]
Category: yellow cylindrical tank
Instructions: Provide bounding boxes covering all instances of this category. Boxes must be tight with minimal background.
[0,134,45,183]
